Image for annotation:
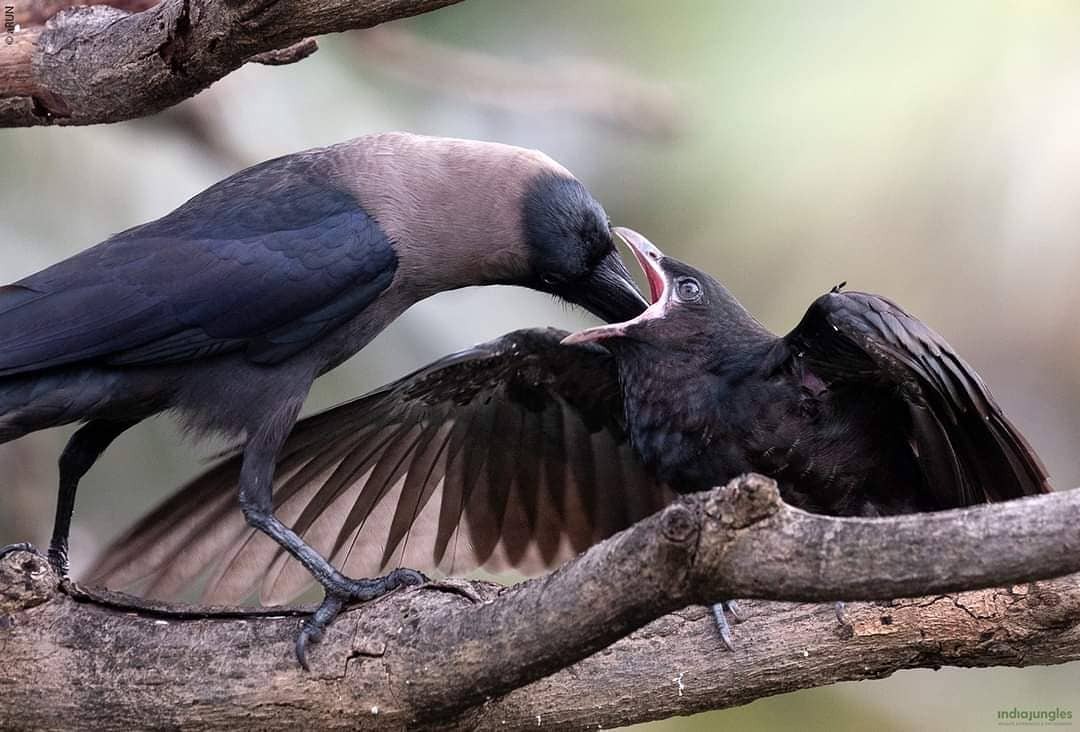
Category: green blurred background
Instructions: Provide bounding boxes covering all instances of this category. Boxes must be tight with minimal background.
[2,1,1078,728]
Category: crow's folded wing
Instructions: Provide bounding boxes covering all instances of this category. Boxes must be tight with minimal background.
[781,289,1050,507]
[87,328,673,605]
[0,153,396,375]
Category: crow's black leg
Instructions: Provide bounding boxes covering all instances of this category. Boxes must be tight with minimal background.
[50,419,139,576]
[237,399,425,670]
[710,600,745,651]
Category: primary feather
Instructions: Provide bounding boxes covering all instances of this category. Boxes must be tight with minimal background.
[88,329,674,604]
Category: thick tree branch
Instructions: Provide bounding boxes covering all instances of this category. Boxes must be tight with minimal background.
[2,475,1079,729]
[0,0,463,126]
[472,581,1080,729]
[12,0,159,26]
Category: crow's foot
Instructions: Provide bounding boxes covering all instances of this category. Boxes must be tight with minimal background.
[0,542,45,563]
[295,567,427,670]
[47,544,69,578]
[710,599,745,652]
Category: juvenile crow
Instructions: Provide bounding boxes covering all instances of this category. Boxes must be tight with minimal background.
[90,228,1049,661]
[565,229,1048,511]
[0,133,647,657]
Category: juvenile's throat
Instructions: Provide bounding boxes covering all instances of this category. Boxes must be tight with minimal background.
[612,337,776,490]
[613,346,721,476]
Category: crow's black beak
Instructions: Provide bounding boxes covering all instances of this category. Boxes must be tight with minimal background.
[566,248,649,323]
[563,228,670,345]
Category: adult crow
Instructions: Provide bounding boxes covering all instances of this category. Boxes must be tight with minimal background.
[90,228,1049,663]
[0,133,647,655]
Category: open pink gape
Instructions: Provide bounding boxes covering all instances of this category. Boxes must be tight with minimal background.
[562,227,671,345]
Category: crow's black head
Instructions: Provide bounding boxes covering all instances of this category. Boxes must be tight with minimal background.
[521,175,647,323]
[562,227,768,354]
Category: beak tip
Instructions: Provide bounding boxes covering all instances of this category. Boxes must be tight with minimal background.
[562,323,625,345]
[561,330,597,346]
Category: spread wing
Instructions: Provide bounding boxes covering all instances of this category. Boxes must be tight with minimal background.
[0,153,396,375]
[781,289,1050,507]
[87,328,672,605]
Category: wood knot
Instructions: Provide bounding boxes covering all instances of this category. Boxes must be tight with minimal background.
[660,503,698,544]
[705,473,781,529]
[0,549,56,615]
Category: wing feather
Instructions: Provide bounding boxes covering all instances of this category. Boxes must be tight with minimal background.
[786,291,1050,507]
[87,328,671,604]
[0,154,396,375]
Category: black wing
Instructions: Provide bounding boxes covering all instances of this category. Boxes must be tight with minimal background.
[782,289,1050,507]
[87,328,672,605]
[0,153,396,375]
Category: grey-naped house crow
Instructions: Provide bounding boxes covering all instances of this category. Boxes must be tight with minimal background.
[0,132,648,661]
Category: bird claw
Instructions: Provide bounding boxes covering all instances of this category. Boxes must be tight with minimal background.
[0,542,45,563]
[723,599,744,623]
[294,567,428,670]
[343,567,427,602]
[295,593,343,671]
[47,546,69,577]
[710,600,745,652]
[0,542,70,578]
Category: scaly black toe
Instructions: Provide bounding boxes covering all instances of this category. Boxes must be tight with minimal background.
[0,542,43,561]
[710,600,744,652]
[294,568,428,669]
[47,546,70,577]
[295,594,345,671]
[724,599,745,623]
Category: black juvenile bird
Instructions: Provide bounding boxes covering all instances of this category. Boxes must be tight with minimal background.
[0,132,647,655]
[563,229,1049,514]
[90,228,1049,658]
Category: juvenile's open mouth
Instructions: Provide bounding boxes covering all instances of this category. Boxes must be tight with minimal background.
[562,227,671,345]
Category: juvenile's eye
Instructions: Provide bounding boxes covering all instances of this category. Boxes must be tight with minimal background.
[675,277,703,302]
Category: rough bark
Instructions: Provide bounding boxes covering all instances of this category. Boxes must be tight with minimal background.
[12,0,159,26]
[0,0,463,126]
[2,475,1080,729]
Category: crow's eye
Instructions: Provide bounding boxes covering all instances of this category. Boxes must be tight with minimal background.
[675,277,703,302]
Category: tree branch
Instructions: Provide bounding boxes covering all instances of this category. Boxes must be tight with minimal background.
[2,475,1079,729]
[0,0,463,126]
[351,26,684,139]
[12,0,160,27]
